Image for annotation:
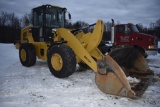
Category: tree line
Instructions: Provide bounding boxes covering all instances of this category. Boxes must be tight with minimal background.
[136,19,160,39]
[0,11,160,43]
[0,11,32,43]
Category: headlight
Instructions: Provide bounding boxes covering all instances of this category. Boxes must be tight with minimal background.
[52,28,57,33]
[148,45,154,49]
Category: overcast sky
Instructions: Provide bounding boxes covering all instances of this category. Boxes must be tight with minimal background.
[0,0,160,27]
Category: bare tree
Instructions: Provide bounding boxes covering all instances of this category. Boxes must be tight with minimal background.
[104,21,112,32]
[155,18,160,27]
[8,12,21,28]
[21,12,32,27]
[0,11,21,28]
[0,12,8,26]
[136,23,144,32]
[117,21,120,25]
[154,18,160,38]
[13,17,21,29]
[149,22,155,30]
[78,21,89,27]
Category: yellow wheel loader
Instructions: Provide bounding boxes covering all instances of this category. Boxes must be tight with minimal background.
[19,4,153,98]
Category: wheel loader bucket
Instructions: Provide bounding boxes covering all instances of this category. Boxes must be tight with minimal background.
[95,55,136,98]
[95,47,154,98]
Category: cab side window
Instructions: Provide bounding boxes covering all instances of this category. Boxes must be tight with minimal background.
[118,26,125,33]
[33,10,43,26]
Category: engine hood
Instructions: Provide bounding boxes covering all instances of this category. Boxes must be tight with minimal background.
[137,32,154,38]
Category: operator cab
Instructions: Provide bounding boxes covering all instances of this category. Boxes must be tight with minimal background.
[31,4,70,42]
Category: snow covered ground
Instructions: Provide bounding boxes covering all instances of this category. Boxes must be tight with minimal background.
[0,43,160,107]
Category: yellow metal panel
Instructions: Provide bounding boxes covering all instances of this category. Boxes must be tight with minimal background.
[21,27,49,60]
[57,28,97,72]
[85,20,104,52]
[15,43,20,49]
[76,56,81,63]
[73,20,104,62]
[90,48,104,60]
[75,31,84,40]
[32,42,50,60]
[21,26,34,43]
[78,33,91,48]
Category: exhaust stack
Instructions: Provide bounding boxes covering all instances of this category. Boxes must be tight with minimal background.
[111,19,115,44]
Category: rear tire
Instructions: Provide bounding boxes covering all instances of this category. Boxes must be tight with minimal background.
[19,43,36,67]
[47,45,76,78]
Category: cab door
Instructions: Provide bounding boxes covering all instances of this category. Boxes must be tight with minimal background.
[115,25,131,46]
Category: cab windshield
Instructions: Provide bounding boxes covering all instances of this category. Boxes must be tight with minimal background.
[132,25,139,33]
[45,8,65,28]
[33,7,65,28]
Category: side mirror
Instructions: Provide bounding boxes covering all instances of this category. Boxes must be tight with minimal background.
[68,13,71,19]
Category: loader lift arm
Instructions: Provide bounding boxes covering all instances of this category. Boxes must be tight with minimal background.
[57,20,104,72]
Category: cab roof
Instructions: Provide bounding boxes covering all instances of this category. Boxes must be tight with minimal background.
[32,4,66,10]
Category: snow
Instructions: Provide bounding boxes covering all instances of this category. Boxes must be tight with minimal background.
[0,43,160,107]
[127,76,140,83]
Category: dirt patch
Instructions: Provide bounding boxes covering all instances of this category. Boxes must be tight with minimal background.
[131,75,154,97]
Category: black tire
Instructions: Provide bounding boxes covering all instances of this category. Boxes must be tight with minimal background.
[47,45,76,78]
[19,43,36,67]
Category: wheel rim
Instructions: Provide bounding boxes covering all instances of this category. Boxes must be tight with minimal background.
[21,49,26,61]
[51,53,63,71]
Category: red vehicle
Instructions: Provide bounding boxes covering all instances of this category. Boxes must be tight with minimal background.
[111,22,158,57]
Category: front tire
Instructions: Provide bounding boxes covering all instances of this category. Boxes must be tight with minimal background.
[47,45,76,78]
